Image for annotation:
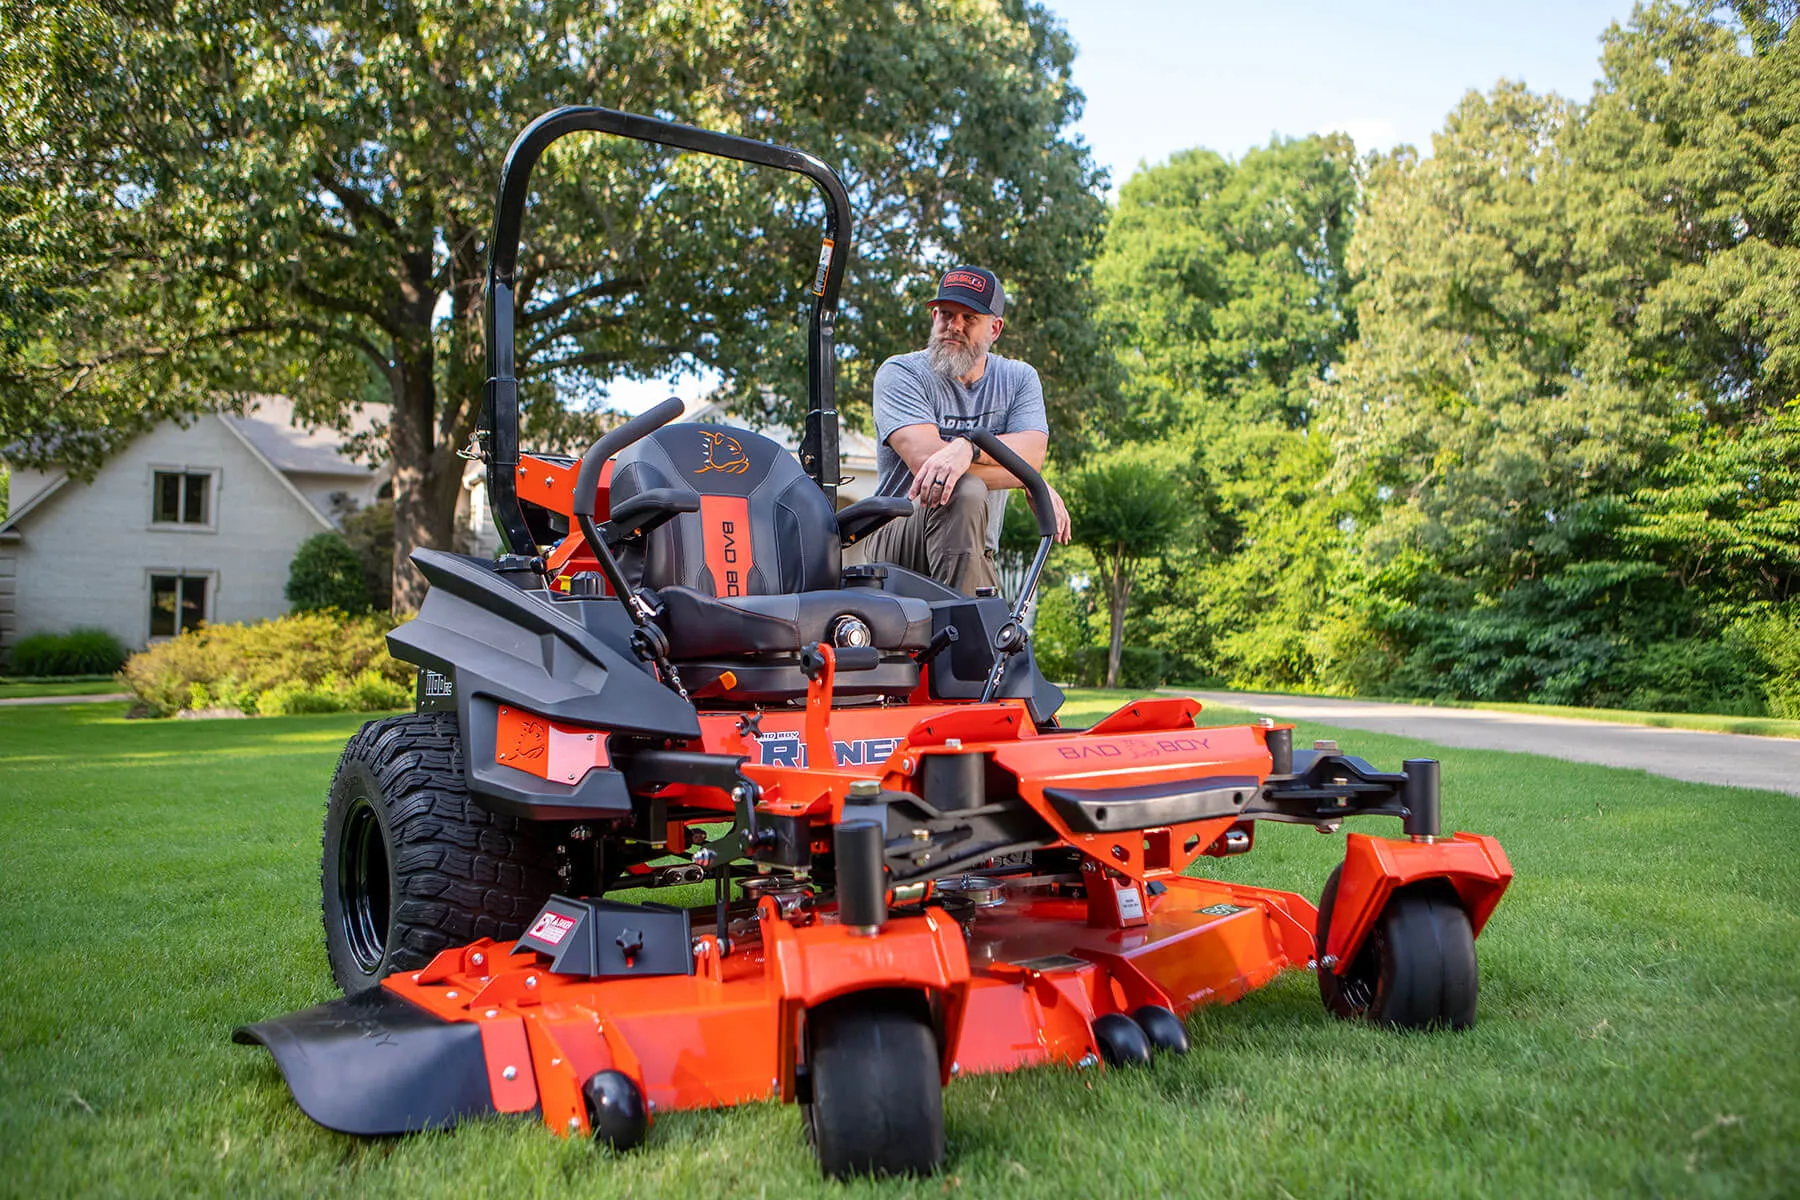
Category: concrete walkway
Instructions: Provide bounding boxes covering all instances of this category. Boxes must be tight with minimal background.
[0,693,131,707]
[1182,691,1800,797]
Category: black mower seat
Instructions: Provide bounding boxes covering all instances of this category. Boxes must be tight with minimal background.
[612,423,845,598]
[610,423,924,679]
[655,586,930,660]
[606,422,928,702]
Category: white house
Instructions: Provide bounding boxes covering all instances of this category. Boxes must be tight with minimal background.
[0,392,881,660]
[0,397,388,656]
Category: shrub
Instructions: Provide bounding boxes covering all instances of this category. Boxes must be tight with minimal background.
[7,627,129,676]
[1738,606,1800,719]
[254,668,413,716]
[287,533,371,613]
[340,498,394,612]
[1596,638,1767,715]
[1031,584,1093,684]
[1063,646,1167,690]
[120,610,411,717]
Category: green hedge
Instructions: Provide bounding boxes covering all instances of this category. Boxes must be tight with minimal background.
[7,628,130,676]
[1040,645,1169,690]
[120,610,412,717]
[287,532,372,613]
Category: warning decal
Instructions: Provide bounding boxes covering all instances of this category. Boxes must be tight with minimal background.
[527,910,578,946]
[1115,881,1145,920]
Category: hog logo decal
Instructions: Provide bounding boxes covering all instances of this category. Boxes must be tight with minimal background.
[696,431,751,475]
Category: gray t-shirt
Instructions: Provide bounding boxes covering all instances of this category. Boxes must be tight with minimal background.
[872,350,1049,552]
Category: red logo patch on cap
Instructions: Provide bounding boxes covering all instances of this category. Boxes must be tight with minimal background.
[942,270,987,293]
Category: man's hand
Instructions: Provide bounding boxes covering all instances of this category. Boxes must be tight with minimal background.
[1046,482,1071,544]
[1018,480,1071,544]
[908,435,976,507]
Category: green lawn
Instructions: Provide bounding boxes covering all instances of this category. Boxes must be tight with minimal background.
[0,675,126,700]
[1431,699,1800,739]
[1166,684,1800,740]
[3,697,1797,1197]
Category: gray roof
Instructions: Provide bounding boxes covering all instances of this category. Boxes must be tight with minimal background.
[222,395,386,477]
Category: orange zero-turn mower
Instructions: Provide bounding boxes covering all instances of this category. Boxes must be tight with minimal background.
[235,107,1513,1180]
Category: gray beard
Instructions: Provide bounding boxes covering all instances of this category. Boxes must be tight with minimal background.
[927,334,983,381]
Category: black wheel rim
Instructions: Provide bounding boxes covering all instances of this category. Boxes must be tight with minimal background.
[1334,925,1382,1015]
[338,796,391,973]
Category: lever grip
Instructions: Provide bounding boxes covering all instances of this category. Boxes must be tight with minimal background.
[965,429,1054,540]
[572,397,687,519]
[832,646,882,673]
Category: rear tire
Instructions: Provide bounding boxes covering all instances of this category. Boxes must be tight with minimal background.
[321,713,560,994]
[1316,865,1478,1030]
[804,989,945,1179]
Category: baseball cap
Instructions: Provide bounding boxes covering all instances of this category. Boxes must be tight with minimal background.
[930,266,1005,317]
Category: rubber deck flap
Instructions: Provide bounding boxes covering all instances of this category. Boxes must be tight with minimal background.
[1043,775,1260,833]
[233,988,495,1135]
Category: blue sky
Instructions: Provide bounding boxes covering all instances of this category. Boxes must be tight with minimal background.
[606,0,1643,412]
[1050,0,1642,184]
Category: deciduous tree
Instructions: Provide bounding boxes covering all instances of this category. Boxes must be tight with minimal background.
[1065,445,1191,689]
[3,0,1109,609]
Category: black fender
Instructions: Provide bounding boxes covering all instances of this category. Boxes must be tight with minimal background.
[390,549,701,820]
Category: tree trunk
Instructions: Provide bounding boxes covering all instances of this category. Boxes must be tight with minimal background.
[1105,548,1130,690]
[382,230,481,615]
[386,340,459,615]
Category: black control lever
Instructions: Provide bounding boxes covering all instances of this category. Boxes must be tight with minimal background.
[915,624,960,664]
[963,430,1053,702]
[571,397,686,616]
[569,397,688,695]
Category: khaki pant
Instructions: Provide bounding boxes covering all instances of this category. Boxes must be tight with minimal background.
[844,474,999,597]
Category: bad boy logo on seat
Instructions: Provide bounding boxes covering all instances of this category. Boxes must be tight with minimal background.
[695,431,751,475]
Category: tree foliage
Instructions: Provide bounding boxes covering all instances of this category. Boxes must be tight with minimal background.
[1081,1,1798,713]
[1097,134,1359,437]
[1064,445,1191,688]
[4,0,1111,607]
[1092,134,1364,687]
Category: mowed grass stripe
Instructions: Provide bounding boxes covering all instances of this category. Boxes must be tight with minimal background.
[1,697,1795,1198]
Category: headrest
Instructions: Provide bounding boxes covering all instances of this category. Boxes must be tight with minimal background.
[627,424,789,497]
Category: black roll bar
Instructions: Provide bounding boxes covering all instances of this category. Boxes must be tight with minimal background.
[481,106,855,553]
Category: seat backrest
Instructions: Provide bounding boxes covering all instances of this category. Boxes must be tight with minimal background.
[610,423,840,597]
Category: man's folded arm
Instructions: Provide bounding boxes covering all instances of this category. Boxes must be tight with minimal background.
[887,423,1047,490]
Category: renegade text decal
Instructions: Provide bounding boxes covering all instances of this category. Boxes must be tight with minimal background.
[750,729,903,769]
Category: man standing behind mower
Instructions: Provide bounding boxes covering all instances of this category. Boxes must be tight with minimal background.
[848,266,1071,595]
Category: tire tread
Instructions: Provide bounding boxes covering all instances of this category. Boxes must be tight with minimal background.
[322,712,559,991]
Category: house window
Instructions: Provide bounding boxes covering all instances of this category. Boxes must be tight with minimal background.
[150,574,208,637]
[153,471,211,525]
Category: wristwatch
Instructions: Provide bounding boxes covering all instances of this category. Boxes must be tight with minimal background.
[952,432,983,464]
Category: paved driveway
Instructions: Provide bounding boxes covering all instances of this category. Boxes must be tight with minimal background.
[1183,691,1800,797]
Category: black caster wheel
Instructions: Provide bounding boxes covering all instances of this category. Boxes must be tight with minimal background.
[1092,1012,1153,1067]
[804,989,944,1178]
[1132,1004,1189,1055]
[1317,865,1479,1030]
[584,1069,649,1150]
